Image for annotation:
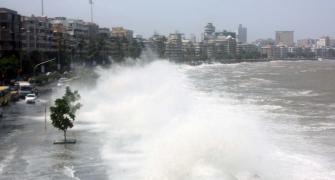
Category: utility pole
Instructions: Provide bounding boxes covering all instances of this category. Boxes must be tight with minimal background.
[44,102,47,131]
[41,0,44,16]
[89,0,94,23]
[33,58,56,77]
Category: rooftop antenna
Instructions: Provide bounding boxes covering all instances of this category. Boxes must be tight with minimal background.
[89,0,94,23]
[41,0,44,16]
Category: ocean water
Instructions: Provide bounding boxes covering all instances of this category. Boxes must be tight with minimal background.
[75,59,335,180]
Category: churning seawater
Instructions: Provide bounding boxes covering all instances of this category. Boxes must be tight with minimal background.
[76,59,335,180]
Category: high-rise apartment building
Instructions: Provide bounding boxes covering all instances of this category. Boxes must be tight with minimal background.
[236,44,258,55]
[111,27,133,41]
[275,31,294,47]
[0,8,21,54]
[237,24,247,43]
[297,39,316,48]
[204,23,215,40]
[66,19,89,38]
[316,36,330,48]
[87,22,99,41]
[165,32,183,61]
[205,35,236,59]
[21,16,54,53]
[146,33,166,58]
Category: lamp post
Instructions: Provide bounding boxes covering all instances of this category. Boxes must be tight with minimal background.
[44,101,47,130]
[41,0,44,16]
[33,58,56,77]
[89,0,94,23]
[38,98,49,131]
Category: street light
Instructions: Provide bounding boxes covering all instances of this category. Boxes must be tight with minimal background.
[38,98,49,131]
[33,58,56,77]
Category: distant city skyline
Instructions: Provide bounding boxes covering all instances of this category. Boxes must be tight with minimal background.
[2,0,335,41]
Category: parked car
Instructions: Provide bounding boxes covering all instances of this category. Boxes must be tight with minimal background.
[25,94,37,104]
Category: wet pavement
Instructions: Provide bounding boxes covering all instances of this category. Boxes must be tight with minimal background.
[0,88,108,180]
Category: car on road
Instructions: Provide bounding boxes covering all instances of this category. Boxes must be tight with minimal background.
[17,81,33,98]
[25,94,37,104]
[57,78,69,87]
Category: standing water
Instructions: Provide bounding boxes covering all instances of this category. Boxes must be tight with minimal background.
[76,60,335,180]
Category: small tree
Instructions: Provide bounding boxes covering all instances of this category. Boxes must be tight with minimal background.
[50,87,81,142]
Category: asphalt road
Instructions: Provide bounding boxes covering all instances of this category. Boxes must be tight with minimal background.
[0,87,109,180]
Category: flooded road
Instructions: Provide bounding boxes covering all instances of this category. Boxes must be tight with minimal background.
[0,91,108,180]
[1,60,335,180]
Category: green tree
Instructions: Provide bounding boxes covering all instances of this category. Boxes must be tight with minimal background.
[50,87,81,142]
[0,55,20,84]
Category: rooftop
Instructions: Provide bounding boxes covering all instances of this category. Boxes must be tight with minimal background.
[0,8,18,14]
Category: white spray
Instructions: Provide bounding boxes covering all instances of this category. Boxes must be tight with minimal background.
[75,60,334,180]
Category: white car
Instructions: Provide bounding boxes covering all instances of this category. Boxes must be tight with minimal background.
[57,78,69,87]
[25,94,37,104]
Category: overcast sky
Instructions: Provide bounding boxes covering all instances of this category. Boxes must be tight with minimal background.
[2,0,334,41]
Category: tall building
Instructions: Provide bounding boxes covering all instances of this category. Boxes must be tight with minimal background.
[111,27,133,41]
[205,35,236,60]
[236,44,258,55]
[182,39,195,60]
[204,23,215,40]
[297,38,316,48]
[274,43,288,59]
[146,33,167,58]
[194,42,206,59]
[237,24,247,43]
[65,19,89,38]
[316,36,330,48]
[275,31,294,47]
[253,38,275,47]
[261,45,275,58]
[189,34,197,43]
[165,32,183,61]
[261,44,288,59]
[330,38,335,48]
[49,17,89,64]
[21,16,54,53]
[50,18,90,53]
[98,28,110,38]
[0,8,21,55]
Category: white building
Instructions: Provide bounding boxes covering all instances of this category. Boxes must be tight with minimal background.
[316,36,330,48]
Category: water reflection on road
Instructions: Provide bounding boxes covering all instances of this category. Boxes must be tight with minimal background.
[0,91,108,180]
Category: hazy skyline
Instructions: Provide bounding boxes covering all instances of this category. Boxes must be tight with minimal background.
[2,0,334,41]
